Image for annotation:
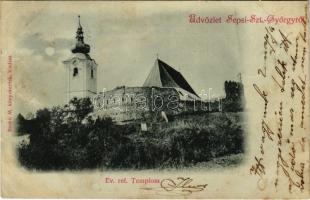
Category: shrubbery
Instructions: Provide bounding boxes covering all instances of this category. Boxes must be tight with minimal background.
[17,97,244,170]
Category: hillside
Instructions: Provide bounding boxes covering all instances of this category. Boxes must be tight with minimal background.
[16,98,244,170]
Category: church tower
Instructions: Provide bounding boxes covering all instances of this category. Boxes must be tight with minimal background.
[63,16,97,101]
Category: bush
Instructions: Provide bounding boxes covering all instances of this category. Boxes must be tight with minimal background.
[17,98,244,170]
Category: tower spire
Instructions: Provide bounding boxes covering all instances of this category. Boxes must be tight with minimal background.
[71,15,90,54]
[78,15,81,28]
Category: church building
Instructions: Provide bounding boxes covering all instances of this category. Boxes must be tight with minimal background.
[63,16,207,123]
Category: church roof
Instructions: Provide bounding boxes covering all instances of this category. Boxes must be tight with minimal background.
[143,59,199,97]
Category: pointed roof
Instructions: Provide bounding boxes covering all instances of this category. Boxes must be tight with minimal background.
[143,59,199,97]
[72,15,90,54]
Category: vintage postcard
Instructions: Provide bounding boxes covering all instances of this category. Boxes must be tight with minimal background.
[0,1,309,198]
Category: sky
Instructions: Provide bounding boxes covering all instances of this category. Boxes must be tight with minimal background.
[5,2,245,115]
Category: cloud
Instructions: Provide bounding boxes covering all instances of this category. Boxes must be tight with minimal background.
[11,3,244,114]
[18,33,74,63]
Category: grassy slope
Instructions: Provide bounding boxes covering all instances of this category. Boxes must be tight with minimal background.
[127,111,245,169]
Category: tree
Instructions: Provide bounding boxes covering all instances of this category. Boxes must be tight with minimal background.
[68,97,94,122]
[16,114,26,135]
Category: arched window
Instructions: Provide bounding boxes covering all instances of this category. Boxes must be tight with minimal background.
[73,67,78,77]
[91,69,94,79]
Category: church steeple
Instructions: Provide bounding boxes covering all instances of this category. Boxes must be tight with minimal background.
[72,15,90,54]
[63,15,97,102]
[78,15,82,28]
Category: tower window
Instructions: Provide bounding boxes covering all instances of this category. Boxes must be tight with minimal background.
[73,67,78,77]
[91,69,94,79]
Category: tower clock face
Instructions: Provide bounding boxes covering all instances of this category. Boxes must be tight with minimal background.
[72,59,78,66]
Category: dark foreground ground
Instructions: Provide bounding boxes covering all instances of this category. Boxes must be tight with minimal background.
[17,111,244,170]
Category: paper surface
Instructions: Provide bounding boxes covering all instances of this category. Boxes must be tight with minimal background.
[0,1,309,198]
